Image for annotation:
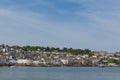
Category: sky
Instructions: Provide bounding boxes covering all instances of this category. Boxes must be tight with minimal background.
[0,0,120,52]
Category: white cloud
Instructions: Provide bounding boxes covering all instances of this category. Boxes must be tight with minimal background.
[1,0,120,52]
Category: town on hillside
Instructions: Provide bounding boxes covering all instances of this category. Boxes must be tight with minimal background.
[0,44,120,67]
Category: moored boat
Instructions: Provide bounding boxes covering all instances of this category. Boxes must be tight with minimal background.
[99,64,105,68]
[10,66,16,68]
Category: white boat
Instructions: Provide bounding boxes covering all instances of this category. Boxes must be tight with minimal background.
[99,64,105,68]
[10,66,16,68]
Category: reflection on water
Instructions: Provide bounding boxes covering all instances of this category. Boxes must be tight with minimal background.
[0,67,120,80]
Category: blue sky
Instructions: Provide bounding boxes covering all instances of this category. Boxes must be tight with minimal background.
[0,0,120,52]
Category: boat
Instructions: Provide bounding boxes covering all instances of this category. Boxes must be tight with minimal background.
[99,64,105,68]
[10,66,16,68]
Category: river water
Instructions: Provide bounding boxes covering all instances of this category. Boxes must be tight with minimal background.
[0,67,120,80]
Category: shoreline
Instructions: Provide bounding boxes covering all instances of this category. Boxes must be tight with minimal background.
[0,64,119,67]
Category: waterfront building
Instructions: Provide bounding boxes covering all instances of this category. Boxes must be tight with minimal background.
[17,59,32,65]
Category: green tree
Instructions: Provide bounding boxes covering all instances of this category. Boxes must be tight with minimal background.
[108,58,115,63]
[84,49,93,57]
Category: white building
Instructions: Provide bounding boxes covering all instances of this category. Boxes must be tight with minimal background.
[17,59,31,64]
[60,59,68,65]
